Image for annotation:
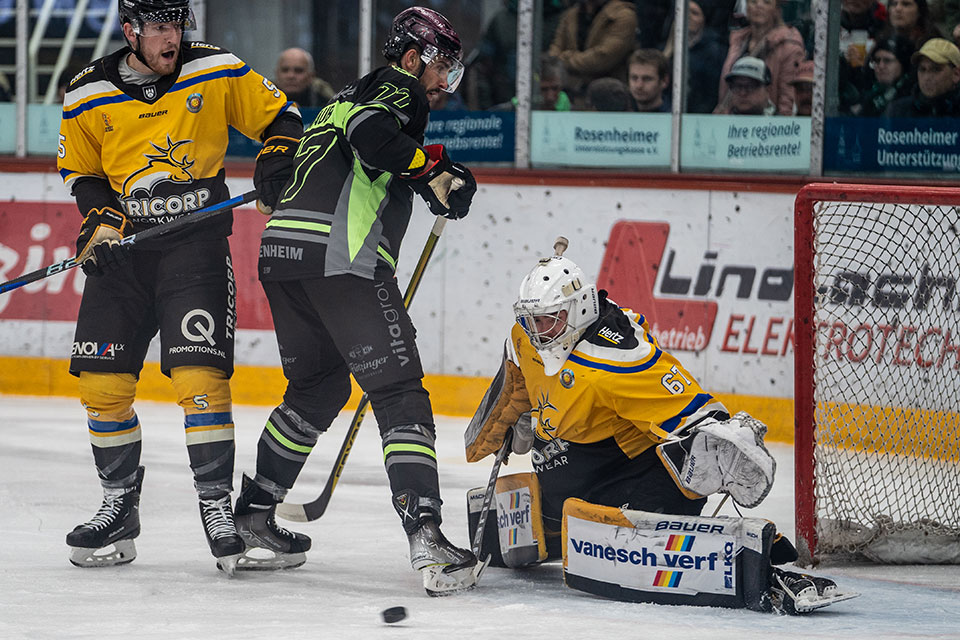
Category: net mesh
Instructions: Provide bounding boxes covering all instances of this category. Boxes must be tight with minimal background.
[811,200,960,563]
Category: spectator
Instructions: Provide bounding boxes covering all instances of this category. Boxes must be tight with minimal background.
[274,47,334,108]
[0,71,10,102]
[718,0,806,115]
[586,76,633,110]
[887,37,960,115]
[790,59,814,115]
[537,56,573,110]
[627,49,671,112]
[472,0,567,109]
[548,0,638,108]
[489,55,572,112]
[697,0,739,43]
[851,36,916,115]
[715,56,777,114]
[663,0,728,112]
[889,0,942,47]
[633,0,673,48]
[840,0,890,69]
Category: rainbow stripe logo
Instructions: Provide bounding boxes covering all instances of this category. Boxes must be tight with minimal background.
[654,570,682,588]
[509,491,522,509]
[509,528,519,545]
[666,534,695,552]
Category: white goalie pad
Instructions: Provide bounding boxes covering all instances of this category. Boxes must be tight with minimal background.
[561,499,776,611]
[657,411,776,508]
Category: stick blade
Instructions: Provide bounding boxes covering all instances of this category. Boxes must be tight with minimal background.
[275,502,309,523]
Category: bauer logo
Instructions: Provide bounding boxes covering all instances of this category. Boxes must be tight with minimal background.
[72,341,122,359]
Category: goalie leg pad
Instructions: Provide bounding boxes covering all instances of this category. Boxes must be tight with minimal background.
[561,498,777,611]
[657,411,776,508]
[467,472,547,569]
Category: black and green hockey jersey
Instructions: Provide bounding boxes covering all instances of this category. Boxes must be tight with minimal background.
[259,65,434,282]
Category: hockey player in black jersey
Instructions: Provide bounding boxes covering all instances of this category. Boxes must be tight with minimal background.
[58,0,301,574]
[241,7,480,594]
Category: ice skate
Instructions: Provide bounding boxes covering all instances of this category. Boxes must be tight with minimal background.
[234,474,310,570]
[66,466,144,568]
[408,517,482,596]
[770,567,859,614]
[198,494,244,576]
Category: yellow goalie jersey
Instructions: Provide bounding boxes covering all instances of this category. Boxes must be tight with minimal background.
[58,41,299,238]
[509,297,728,523]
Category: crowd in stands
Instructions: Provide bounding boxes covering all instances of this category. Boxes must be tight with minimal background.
[467,0,960,117]
[16,0,960,120]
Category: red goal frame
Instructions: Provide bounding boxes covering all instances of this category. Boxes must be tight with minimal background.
[793,182,960,565]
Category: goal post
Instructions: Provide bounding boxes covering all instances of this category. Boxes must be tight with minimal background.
[794,183,960,566]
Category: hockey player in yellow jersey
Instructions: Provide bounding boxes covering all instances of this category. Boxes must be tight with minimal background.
[57,0,302,575]
[465,239,857,614]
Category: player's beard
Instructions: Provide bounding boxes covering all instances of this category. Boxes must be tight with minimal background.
[145,46,179,75]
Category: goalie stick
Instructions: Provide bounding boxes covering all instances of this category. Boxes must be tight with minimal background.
[276,215,450,523]
[0,190,258,295]
[471,431,513,558]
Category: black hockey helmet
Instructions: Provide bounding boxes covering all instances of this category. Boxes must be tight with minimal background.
[382,6,464,91]
[118,0,196,32]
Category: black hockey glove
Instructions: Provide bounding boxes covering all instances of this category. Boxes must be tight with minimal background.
[254,135,298,214]
[409,144,477,220]
[75,207,131,277]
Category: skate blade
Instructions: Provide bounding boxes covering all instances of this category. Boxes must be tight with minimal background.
[794,591,861,613]
[234,548,307,571]
[421,559,484,597]
[216,553,242,577]
[68,539,137,568]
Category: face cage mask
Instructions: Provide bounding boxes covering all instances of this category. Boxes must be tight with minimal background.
[131,7,196,35]
[420,44,463,93]
[514,301,573,351]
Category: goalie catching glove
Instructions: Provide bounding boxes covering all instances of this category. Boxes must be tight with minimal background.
[408,144,477,220]
[75,207,131,277]
[254,135,298,214]
[656,411,776,508]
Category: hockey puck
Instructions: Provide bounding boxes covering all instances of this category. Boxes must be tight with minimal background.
[381,606,407,624]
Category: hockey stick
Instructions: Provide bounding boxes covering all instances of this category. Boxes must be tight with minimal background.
[0,190,258,295]
[276,215,449,523]
[470,431,513,558]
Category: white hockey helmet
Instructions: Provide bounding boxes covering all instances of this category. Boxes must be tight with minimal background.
[514,244,599,376]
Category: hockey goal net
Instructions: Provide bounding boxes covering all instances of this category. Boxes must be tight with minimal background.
[794,183,960,566]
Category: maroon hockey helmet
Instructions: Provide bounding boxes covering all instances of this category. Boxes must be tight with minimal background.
[382,6,464,92]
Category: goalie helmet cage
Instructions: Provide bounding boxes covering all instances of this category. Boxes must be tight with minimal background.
[794,183,960,566]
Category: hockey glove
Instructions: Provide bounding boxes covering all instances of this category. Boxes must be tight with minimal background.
[254,135,298,214]
[409,144,477,220]
[75,207,131,277]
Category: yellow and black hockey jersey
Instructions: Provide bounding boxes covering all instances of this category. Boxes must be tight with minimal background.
[510,294,728,524]
[58,41,300,240]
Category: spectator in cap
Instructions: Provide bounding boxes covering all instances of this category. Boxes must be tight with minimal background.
[714,56,777,114]
[886,37,960,115]
[718,0,806,115]
[851,36,916,115]
[790,59,815,114]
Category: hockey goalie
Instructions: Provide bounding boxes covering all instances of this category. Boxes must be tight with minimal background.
[463,240,858,615]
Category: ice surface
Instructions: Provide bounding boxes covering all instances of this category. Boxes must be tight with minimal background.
[1,395,958,639]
